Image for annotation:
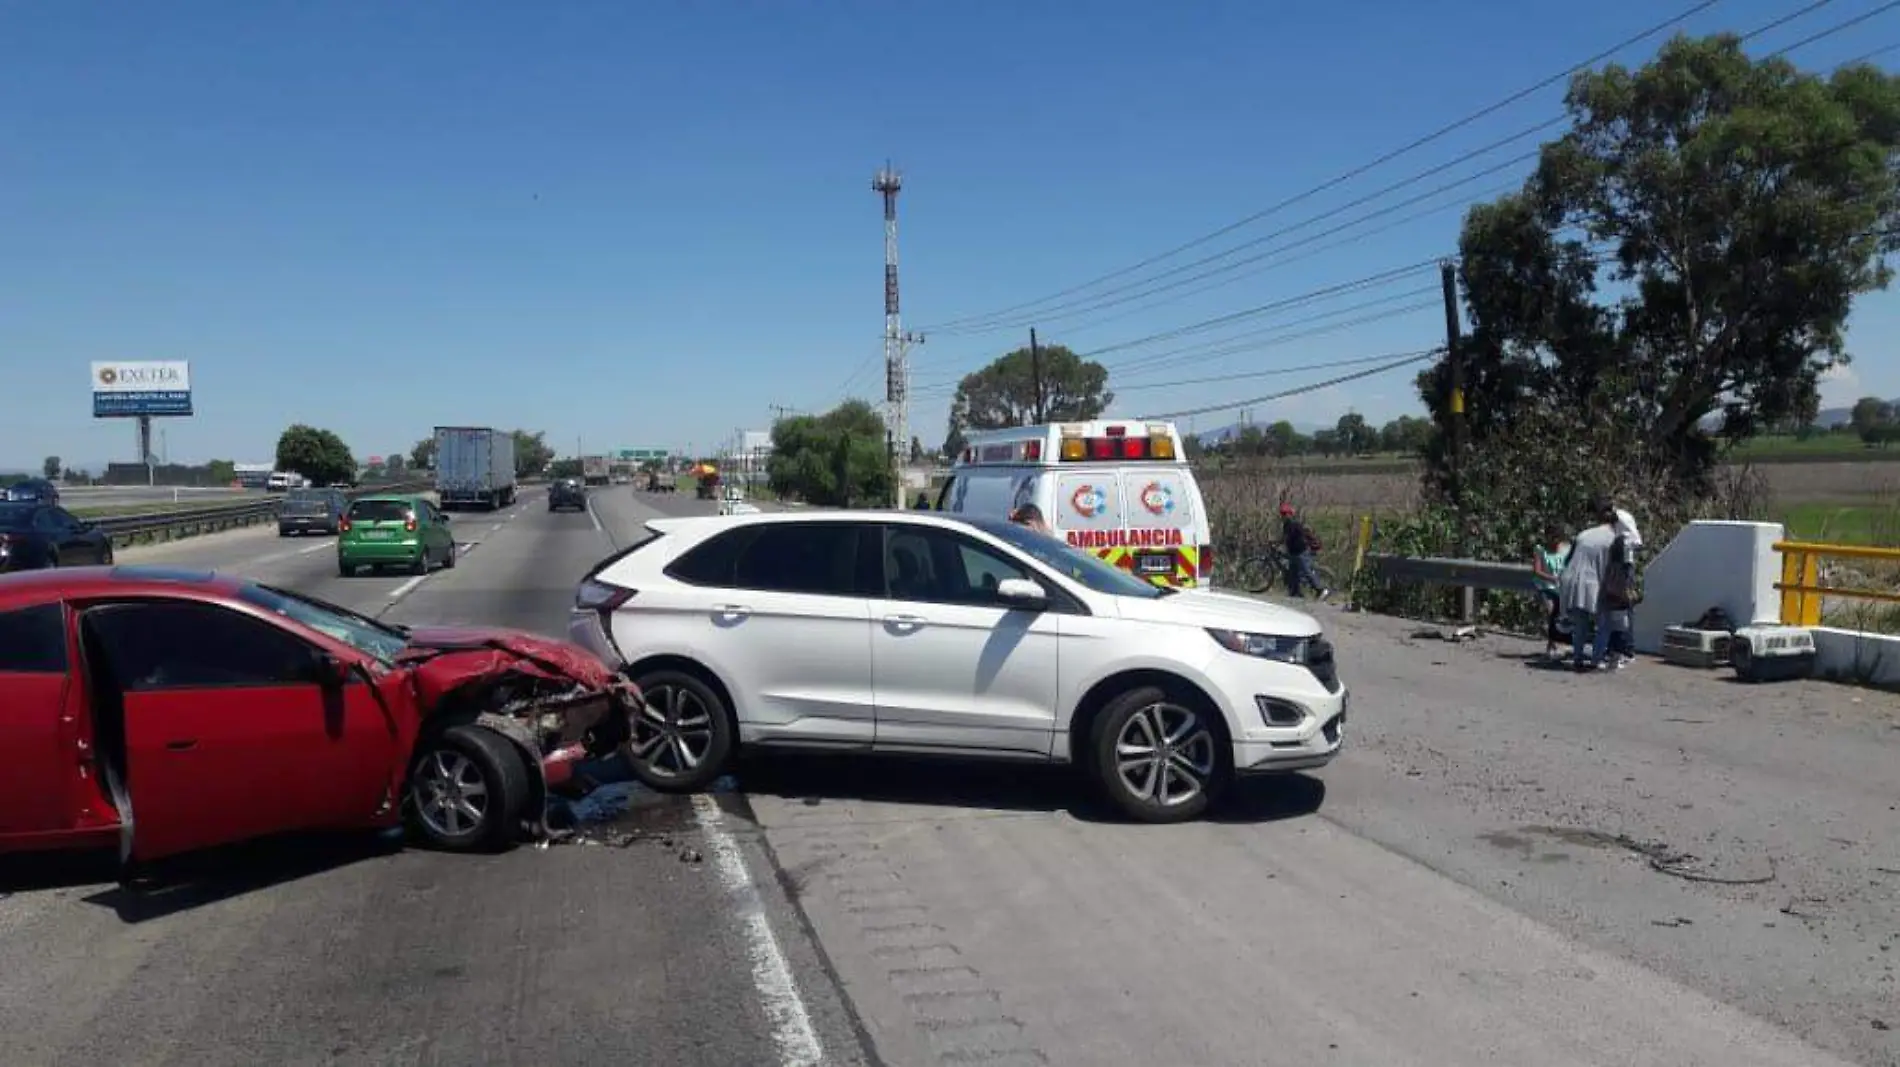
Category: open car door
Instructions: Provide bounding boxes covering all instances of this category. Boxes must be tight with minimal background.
[80,600,399,863]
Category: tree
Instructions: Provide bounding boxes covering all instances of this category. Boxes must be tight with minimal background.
[947,343,1113,441]
[548,457,583,479]
[1378,415,1432,454]
[409,436,437,471]
[1849,396,1896,441]
[942,425,968,462]
[41,456,59,480]
[909,436,926,464]
[385,452,407,474]
[1422,34,1900,500]
[207,459,236,485]
[767,399,893,506]
[507,430,555,478]
[1334,413,1376,454]
[275,424,357,486]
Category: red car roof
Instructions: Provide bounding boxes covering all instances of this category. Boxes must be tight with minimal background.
[0,565,246,608]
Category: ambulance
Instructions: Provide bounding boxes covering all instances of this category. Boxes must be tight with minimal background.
[938,419,1214,589]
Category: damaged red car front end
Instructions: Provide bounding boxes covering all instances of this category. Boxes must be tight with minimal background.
[0,568,641,864]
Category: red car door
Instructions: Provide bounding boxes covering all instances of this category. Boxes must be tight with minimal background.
[79,599,399,862]
[0,602,82,848]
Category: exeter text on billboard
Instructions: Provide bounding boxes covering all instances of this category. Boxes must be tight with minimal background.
[91,361,194,418]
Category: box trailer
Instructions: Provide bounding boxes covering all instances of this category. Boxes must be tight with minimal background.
[434,426,518,511]
[581,454,610,486]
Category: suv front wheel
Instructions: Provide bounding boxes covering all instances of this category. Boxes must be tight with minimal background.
[1089,685,1229,823]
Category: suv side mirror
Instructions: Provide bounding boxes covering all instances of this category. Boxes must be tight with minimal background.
[995,577,1048,607]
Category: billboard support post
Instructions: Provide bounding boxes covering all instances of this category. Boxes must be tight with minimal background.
[138,415,154,486]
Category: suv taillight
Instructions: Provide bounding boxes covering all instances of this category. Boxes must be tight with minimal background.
[575,578,636,613]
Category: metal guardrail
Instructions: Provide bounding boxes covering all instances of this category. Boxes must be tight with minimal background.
[91,480,434,544]
[1774,539,1900,625]
[1364,554,1542,593]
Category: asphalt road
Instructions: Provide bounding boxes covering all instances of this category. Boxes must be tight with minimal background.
[2,487,1894,1066]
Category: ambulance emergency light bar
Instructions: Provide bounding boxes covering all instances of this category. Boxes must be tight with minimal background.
[960,423,1179,464]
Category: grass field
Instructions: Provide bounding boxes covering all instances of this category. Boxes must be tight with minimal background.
[1778,502,1900,546]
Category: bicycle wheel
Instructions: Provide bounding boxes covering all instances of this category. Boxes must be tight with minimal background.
[1239,553,1282,594]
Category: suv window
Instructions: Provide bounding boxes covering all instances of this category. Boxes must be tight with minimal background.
[0,603,67,673]
[884,526,1031,607]
[734,524,864,597]
[84,601,317,691]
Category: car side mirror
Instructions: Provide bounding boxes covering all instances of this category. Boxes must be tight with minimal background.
[995,577,1048,607]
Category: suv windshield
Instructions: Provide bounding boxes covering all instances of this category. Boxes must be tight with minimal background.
[348,499,412,522]
[0,503,36,529]
[237,582,408,664]
[965,517,1167,599]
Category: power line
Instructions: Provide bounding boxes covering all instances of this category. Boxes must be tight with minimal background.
[1139,350,1443,421]
[924,128,1555,338]
[1771,0,1900,56]
[916,0,1730,334]
[1114,349,1445,394]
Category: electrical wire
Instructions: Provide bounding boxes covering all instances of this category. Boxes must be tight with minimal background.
[1138,350,1443,421]
[1114,349,1445,393]
[915,0,1733,334]
[1771,0,1900,55]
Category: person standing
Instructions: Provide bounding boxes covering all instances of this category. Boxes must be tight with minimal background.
[1279,502,1328,599]
[1557,498,1620,672]
[1530,524,1570,659]
[1608,503,1643,666]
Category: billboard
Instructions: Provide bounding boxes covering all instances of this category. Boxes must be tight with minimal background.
[617,448,669,461]
[92,361,193,418]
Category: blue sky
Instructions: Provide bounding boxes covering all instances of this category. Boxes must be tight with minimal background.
[2,0,1897,470]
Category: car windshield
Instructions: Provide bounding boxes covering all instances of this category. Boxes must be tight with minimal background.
[5,482,49,501]
[237,581,409,663]
[964,516,1168,599]
[0,503,35,529]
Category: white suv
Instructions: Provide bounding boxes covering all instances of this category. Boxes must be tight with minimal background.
[569,511,1346,822]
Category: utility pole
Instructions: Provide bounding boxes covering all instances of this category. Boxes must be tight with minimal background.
[768,404,798,421]
[1439,258,1472,622]
[874,163,909,508]
[1029,327,1046,424]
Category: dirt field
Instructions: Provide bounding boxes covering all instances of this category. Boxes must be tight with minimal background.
[1197,457,1900,514]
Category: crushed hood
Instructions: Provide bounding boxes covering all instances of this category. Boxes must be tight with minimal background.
[397,625,620,705]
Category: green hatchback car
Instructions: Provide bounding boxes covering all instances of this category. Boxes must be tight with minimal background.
[337,494,457,577]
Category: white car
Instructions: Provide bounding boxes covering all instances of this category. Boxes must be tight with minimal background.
[569,511,1346,822]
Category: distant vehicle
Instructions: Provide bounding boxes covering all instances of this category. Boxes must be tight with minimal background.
[338,494,456,577]
[5,479,60,505]
[645,471,676,493]
[433,426,518,511]
[0,565,638,860]
[0,502,113,571]
[265,472,304,493]
[569,511,1345,823]
[693,463,721,500]
[278,487,349,537]
[548,478,587,513]
[581,455,610,487]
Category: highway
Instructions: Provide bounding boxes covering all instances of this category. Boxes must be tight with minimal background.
[0,486,1894,1066]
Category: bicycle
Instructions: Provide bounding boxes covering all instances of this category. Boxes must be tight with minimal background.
[1219,543,1338,598]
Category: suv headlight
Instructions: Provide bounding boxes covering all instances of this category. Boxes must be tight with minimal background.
[1207,628,1308,664]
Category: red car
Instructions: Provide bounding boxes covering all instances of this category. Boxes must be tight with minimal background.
[0,565,637,865]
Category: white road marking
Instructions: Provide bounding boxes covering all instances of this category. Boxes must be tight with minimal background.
[387,575,426,600]
[489,523,503,532]
[297,542,329,555]
[586,500,604,534]
[691,794,825,1067]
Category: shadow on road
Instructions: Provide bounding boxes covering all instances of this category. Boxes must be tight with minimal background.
[732,753,1326,825]
[0,831,402,923]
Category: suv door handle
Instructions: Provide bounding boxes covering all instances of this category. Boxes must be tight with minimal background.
[713,604,751,619]
[883,613,926,631]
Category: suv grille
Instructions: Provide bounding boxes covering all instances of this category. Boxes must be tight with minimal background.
[1304,637,1341,693]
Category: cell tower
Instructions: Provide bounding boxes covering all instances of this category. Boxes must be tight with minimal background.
[874,162,920,506]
